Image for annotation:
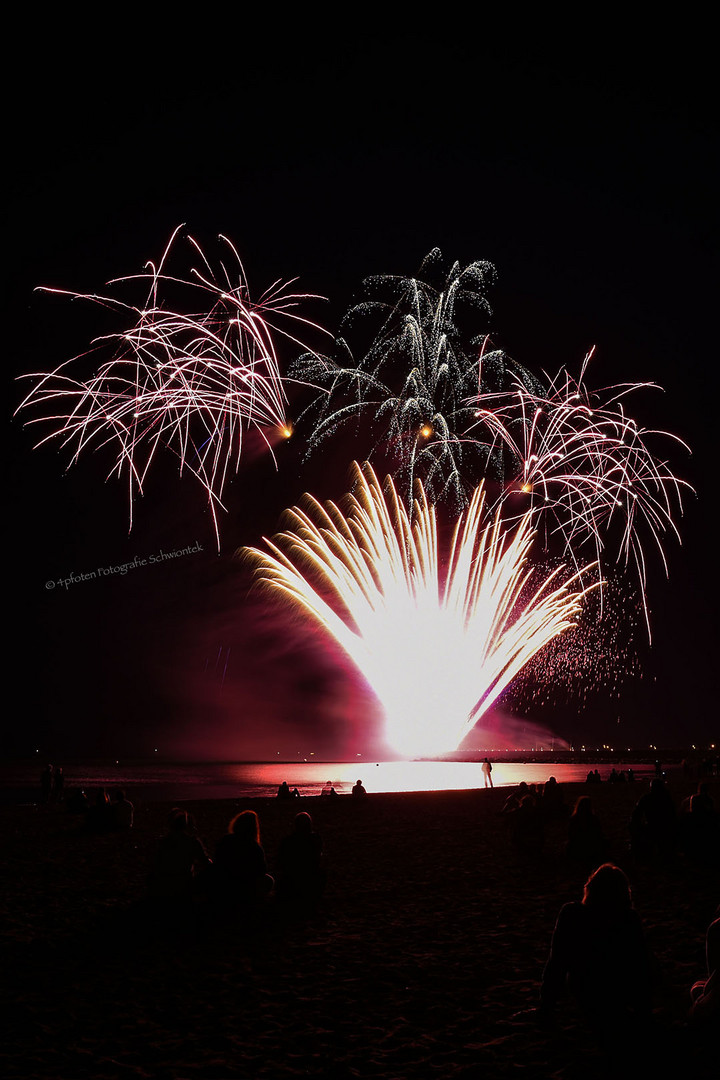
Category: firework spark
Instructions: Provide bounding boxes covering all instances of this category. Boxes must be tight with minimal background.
[16,226,326,543]
[468,348,692,633]
[291,249,542,509]
[245,463,597,757]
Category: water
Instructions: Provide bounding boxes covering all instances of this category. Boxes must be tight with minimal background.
[2,759,662,804]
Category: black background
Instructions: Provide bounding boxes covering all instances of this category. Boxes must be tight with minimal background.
[6,15,718,759]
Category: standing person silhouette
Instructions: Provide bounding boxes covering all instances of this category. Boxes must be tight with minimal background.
[482,758,493,788]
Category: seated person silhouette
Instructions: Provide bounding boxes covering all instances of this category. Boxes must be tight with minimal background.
[540,776,566,818]
[540,863,650,1042]
[86,788,112,833]
[566,796,606,869]
[214,810,273,908]
[277,811,325,908]
[689,913,719,1024]
[150,808,212,901]
[111,788,134,829]
[630,777,677,859]
[508,794,544,853]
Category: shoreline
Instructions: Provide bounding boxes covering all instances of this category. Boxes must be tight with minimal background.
[4,757,711,808]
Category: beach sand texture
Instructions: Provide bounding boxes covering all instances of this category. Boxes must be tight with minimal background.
[1,778,717,1078]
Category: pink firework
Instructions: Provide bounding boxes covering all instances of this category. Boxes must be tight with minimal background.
[16,226,327,543]
[468,348,692,634]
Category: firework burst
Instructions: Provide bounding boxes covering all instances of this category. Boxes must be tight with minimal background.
[468,348,692,633]
[16,226,326,543]
[291,249,541,509]
[245,462,597,757]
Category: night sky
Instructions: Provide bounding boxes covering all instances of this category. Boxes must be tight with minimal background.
[7,17,718,760]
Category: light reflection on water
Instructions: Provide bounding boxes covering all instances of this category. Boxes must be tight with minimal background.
[3,759,660,801]
[226,760,657,798]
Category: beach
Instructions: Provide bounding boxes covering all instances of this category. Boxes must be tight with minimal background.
[2,777,717,1079]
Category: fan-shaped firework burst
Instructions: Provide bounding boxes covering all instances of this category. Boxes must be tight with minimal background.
[245,462,597,757]
[469,348,692,633]
[16,226,326,543]
[291,249,541,509]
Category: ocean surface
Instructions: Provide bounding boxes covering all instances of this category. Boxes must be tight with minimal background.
[1,759,664,804]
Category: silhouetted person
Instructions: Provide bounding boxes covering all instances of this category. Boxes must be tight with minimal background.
[680,782,715,817]
[481,758,493,788]
[52,766,64,802]
[352,779,367,798]
[291,787,301,798]
[40,765,53,804]
[566,796,606,870]
[214,810,273,908]
[680,794,719,865]
[630,777,677,860]
[149,808,211,901]
[499,782,529,816]
[111,788,134,830]
[689,914,719,1025]
[508,794,544,854]
[321,781,333,797]
[87,788,112,833]
[540,864,650,1044]
[277,781,292,800]
[277,811,325,909]
[540,776,566,819]
[66,788,89,815]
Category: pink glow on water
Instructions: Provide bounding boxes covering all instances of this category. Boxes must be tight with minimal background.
[3,759,661,803]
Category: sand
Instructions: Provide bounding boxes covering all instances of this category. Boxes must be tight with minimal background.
[1,777,717,1079]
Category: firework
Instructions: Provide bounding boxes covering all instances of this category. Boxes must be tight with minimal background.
[16,226,326,543]
[245,463,597,757]
[468,348,692,633]
[291,249,542,509]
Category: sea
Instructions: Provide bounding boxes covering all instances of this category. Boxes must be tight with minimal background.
[1,758,668,805]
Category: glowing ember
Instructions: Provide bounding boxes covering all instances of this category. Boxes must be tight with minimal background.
[245,463,597,757]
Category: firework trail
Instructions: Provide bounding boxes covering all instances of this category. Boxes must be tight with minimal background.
[245,462,597,757]
[291,249,542,509]
[469,348,692,633]
[16,226,326,544]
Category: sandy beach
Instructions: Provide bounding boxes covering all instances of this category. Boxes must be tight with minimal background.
[2,776,717,1079]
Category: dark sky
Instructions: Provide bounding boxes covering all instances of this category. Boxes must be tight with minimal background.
[7,17,718,759]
